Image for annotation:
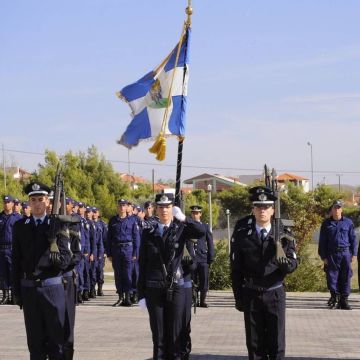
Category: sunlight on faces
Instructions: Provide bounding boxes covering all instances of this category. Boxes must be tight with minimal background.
[191,211,202,221]
[156,204,173,224]
[331,206,342,220]
[29,195,49,217]
[252,204,274,227]
[3,201,14,214]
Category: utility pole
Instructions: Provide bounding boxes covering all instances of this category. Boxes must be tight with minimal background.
[336,173,342,192]
[2,144,6,191]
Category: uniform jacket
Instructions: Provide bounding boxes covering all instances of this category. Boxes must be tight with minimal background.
[0,211,22,245]
[94,220,105,258]
[65,213,82,271]
[230,215,297,301]
[137,218,205,299]
[79,216,91,255]
[188,222,215,264]
[107,215,140,258]
[318,216,357,259]
[11,215,72,298]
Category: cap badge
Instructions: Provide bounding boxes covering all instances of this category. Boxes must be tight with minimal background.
[32,183,40,191]
[160,195,168,202]
[259,194,267,201]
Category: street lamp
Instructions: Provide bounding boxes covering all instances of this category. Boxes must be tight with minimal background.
[207,184,213,232]
[226,209,231,254]
[307,141,314,191]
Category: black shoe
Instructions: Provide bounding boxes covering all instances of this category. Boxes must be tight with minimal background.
[113,296,122,307]
[328,293,338,309]
[130,293,138,304]
[89,287,96,299]
[77,291,83,304]
[97,283,104,296]
[337,296,352,310]
[82,290,90,301]
[121,292,132,307]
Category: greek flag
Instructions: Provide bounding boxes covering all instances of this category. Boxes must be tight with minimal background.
[117,27,191,149]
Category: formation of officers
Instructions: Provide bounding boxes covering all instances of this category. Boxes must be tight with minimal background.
[2,181,356,360]
[0,185,215,360]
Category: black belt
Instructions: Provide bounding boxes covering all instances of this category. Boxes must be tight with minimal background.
[0,244,11,250]
[243,278,283,292]
[21,276,63,288]
[114,242,133,247]
[335,247,349,253]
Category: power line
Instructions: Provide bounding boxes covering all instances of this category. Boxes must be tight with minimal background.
[3,147,360,176]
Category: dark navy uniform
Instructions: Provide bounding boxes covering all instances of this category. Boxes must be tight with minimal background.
[0,195,22,304]
[95,216,107,295]
[107,205,140,306]
[11,182,73,360]
[188,205,214,308]
[230,187,297,360]
[138,194,205,360]
[318,200,357,309]
[63,199,82,359]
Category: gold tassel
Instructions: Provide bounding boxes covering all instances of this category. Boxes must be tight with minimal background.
[149,132,167,161]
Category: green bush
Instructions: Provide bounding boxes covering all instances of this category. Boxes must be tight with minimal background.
[209,240,231,290]
[285,257,327,292]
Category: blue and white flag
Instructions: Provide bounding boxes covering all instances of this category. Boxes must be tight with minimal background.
[117,27,191,149]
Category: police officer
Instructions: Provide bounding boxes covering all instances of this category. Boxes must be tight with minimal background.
[12,182,73,359]
[0,195,21,304]
[107,199,140,307]
[63,197,82,358]
[230,186,297,360]
[138,193,205,360]
[319,200,357,310]
[188,205,214,308]
[21,201,32,218]
[94,208,107,296]
[13,198,22,215]
[77,202,91,302]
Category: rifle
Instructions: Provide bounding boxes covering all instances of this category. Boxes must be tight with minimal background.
[264,165,287,261]
[47,164,79,265]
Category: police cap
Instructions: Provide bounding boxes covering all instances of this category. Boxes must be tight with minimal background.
[249,186,277,205]
[155,193,174,205]
[332,199,343,208]
[24,182,51,197]
[3,195,14,203]
[190,205,202,212]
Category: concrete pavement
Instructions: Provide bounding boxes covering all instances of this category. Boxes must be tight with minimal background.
[0,289,360,359]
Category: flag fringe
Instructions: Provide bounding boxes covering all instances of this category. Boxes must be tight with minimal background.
[148,132,167,161]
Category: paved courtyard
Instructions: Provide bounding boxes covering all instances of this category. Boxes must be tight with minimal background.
[0,290,360,360]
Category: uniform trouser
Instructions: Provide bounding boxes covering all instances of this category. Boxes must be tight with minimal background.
[21,281,66,360]
[243,286,286,360]
[0,250,12,290]
[64,275,76,351]
[327,251,352,296]
[180,283,193,358]
[146,285,185,360]
[131,260,139,294]
[111,246,133,294]
[193,262,209,292]
[89,260,97,288]
[96,256,105,284]
[75,258,84,292]
[83,257,90,291]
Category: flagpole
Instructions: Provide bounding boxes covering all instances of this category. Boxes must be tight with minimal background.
[174,1,192,207]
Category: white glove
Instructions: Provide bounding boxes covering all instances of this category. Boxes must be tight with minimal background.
[172,206,186,222]
[138,298,147,310]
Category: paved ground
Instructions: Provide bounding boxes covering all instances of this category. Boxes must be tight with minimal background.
[1,288,360,360]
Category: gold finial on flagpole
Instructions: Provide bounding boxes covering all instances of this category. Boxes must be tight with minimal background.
[185,0,193,27]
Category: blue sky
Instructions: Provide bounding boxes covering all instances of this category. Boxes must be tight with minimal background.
[1,1,360,187]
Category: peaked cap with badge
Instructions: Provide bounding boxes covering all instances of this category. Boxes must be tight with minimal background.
[190,205,202,212]
[155,193,174,205]
[249,186,277,205]
[24,182,51,197]
[3,195,14,202]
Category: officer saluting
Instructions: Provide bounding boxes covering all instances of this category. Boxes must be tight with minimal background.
[12,182,73,359]
[138,193,205,360]
[230,186,297,360]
